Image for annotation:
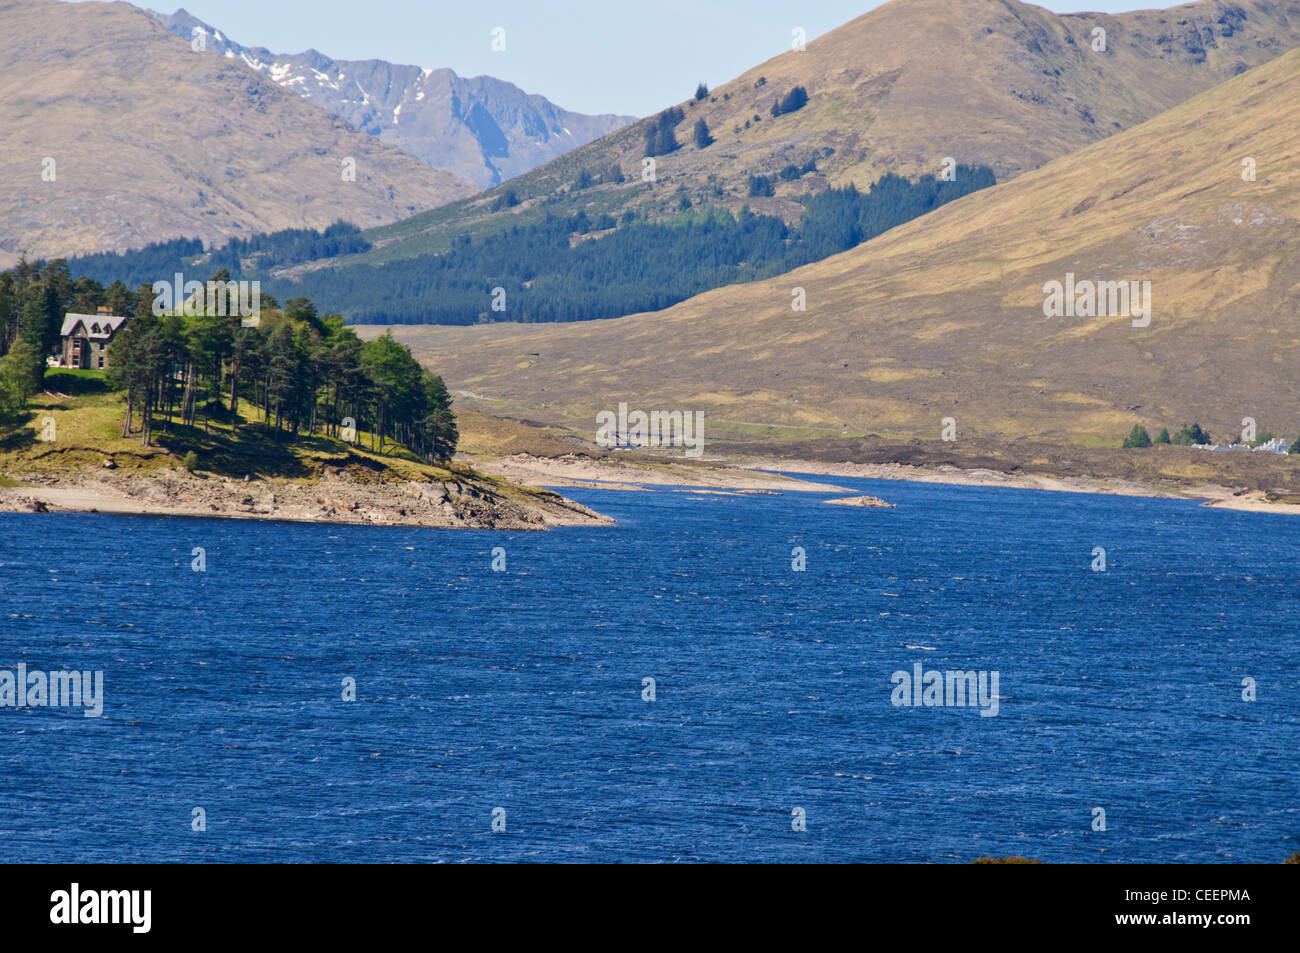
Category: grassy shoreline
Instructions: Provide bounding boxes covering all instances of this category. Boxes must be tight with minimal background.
[10,376,1300,523]
[0,371,611,529]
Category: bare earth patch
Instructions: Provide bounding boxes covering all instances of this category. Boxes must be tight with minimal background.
[464,452,849,493]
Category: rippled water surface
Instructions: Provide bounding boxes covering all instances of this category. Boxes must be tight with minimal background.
[2,475,1297,862]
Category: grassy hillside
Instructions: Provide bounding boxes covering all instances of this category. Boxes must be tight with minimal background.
[365,46,1300,451]
[314,0,1300,271]
[0,0,475,266]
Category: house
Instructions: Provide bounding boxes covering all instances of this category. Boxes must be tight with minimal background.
[59,307,129,370]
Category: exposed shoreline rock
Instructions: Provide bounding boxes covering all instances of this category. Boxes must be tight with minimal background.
[824,494,897,508]
[0,466,611,530]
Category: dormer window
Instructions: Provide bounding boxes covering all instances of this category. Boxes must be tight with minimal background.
[91,323,100,334]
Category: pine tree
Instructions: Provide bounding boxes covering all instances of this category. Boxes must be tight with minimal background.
[17,283,59,385]
[104,280,133,316]
[0,337,42,400]
[772,86,809,116]
[644,108,683,157]
[0,350,30,426]
[1122,424,1152,448]
[693,118,713,149]
[1171,423,1211,445]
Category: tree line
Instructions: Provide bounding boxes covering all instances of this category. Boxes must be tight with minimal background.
[0,261,457,462]
[59,165,997,327]
[1124,422,1300,453]
[66,222,370,291]
[278,164,997,325]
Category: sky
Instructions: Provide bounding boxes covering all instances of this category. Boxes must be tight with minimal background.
[114,0,1189,116]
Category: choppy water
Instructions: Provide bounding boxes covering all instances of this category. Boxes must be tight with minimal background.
[1,475,1296,862]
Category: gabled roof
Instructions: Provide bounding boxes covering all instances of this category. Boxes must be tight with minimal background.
[61,312,128,338]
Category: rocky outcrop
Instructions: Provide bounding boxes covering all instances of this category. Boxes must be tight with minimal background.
[824,495,896,508]
[0,465,611,529]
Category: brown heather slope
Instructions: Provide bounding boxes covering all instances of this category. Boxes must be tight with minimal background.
[354,0,1300,263]
[0,0,476,265]
[367,46,1300,449]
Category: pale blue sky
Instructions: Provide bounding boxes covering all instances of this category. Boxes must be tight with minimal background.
[119,1,1187,116]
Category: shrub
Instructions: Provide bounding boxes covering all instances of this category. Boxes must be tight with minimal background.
[1171,423,1211,446]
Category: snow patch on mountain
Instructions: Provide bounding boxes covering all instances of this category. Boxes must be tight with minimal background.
[152,7,636,188]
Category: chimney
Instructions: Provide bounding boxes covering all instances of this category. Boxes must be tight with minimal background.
[97,305,113,314]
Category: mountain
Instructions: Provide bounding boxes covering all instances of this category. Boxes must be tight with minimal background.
[336,0,1300,268]
[0,0,476,267]
[369,45,1300,449]
[152,8,637,189]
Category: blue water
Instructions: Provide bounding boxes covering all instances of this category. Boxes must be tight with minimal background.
[1,475,1297,863]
